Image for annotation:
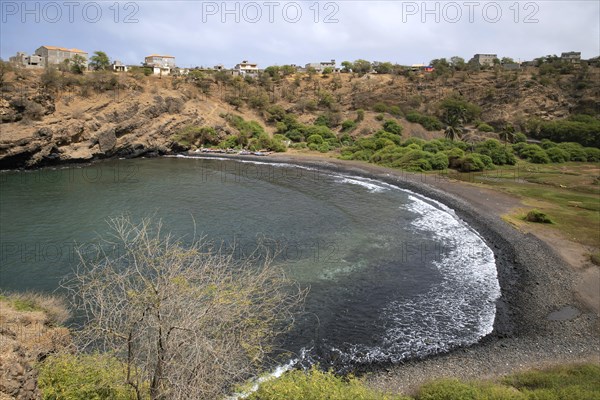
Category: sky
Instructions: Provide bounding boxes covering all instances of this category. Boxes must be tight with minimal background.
[1,0,599,68]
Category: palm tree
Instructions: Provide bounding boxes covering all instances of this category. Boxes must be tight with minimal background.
[444,113,465,141]
[499,124,516,147]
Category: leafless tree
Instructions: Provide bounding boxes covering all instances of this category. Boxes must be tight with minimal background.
[63,216,305,400]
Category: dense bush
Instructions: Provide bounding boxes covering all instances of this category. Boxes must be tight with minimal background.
[517,144,550,163]
[557,142,588,162]
[527,115,600,148]
[585,147,600,162]
[341,119,357,132]
[545,147,570,163]
[406,112,444,131]
[525,210,553,224]
[38,353,141,400]
[307,134,324,145]
[477,123,494,132]
[374,130,402,145]
[456,154,487,172]
[383,119,403,136]
[172,125,219,148]
[248,367,407,400]
[514,132,527,143]
[475,139,516,165]
[439,97,482,123]
[373,102,388,113]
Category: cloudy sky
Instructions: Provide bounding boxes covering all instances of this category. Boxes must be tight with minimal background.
[1,1,598,68]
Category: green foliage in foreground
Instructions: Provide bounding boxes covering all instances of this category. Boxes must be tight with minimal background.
[250,364,600,400]
[38,353,147,400]
[36,352,600,400]
[524,209,553,224]
[249,366,408,400]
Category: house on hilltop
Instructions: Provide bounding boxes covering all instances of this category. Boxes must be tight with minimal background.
[471,53,497,67]
[112,60,128,72]
[34,46,88,68]
[561,51,581,64]
[144,54,176,75]
[9,52,44,68]
[305,59,336,73]
[233,60,259,76]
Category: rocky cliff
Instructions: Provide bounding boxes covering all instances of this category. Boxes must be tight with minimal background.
[1,66,598,169]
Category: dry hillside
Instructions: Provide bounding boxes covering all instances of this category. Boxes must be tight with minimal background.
[0,64,598,169]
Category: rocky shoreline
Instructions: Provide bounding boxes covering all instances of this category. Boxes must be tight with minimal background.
[179,152,599,392]
[2,152,598,396]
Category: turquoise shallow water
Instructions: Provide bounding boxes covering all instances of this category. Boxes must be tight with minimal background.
[0,157,500,367]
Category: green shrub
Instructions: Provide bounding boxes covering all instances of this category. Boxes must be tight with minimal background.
[393,150,433,171]
[341,119,357,132]
[529,116,600,148]
[285,128,304,142]
[529,149,551,163]
[477,123,495,132]
[339,133,354,146]
[406,112,444,131]
[370,145,410,165]
[356,109,365,122]
[439,97,482,123]
[389,105,402,116]
[422,140,443,153]
[374,130,402,145]
[38,353,143,400]
[557,142,589,161]
[479,154,494,169]
[445,148,465,168]
[375,113,385,121]
[383,119,403,135]
[248,367,407,400]
[172,125,219,148]
[514,132,527,143]
[524,210,553,223]
[418,379,480,400]
[518,144,550,163]
[546,147,570,163]
[317,143,331,153]
[457,154,486,172]
[540,139,557,149]
[307,134,324,145]
[373,102,388,113]
[585,147,600,162]
[402,137,425,148]
[430,152,449,170]
[475,139,516,165]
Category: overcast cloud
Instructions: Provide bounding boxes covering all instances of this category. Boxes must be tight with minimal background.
[1,0,598,68]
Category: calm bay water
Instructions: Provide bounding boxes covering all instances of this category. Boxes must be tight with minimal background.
[0,157,500,367]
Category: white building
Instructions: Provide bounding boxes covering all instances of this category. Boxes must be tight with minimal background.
[234,60,259,76]
[305,59,336,73]
[112,60,128,72]
[144,54,176,75]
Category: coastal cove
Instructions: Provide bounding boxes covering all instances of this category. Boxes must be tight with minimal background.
[1,154,597,384]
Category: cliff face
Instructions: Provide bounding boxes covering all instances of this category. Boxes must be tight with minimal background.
[1,67,598,169]
[0,299,71,400]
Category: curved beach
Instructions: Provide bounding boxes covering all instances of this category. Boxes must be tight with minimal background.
[187,152,600,392]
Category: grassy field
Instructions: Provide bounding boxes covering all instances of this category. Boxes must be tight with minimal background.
[441,162,600,252]
[249,363,600,400]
